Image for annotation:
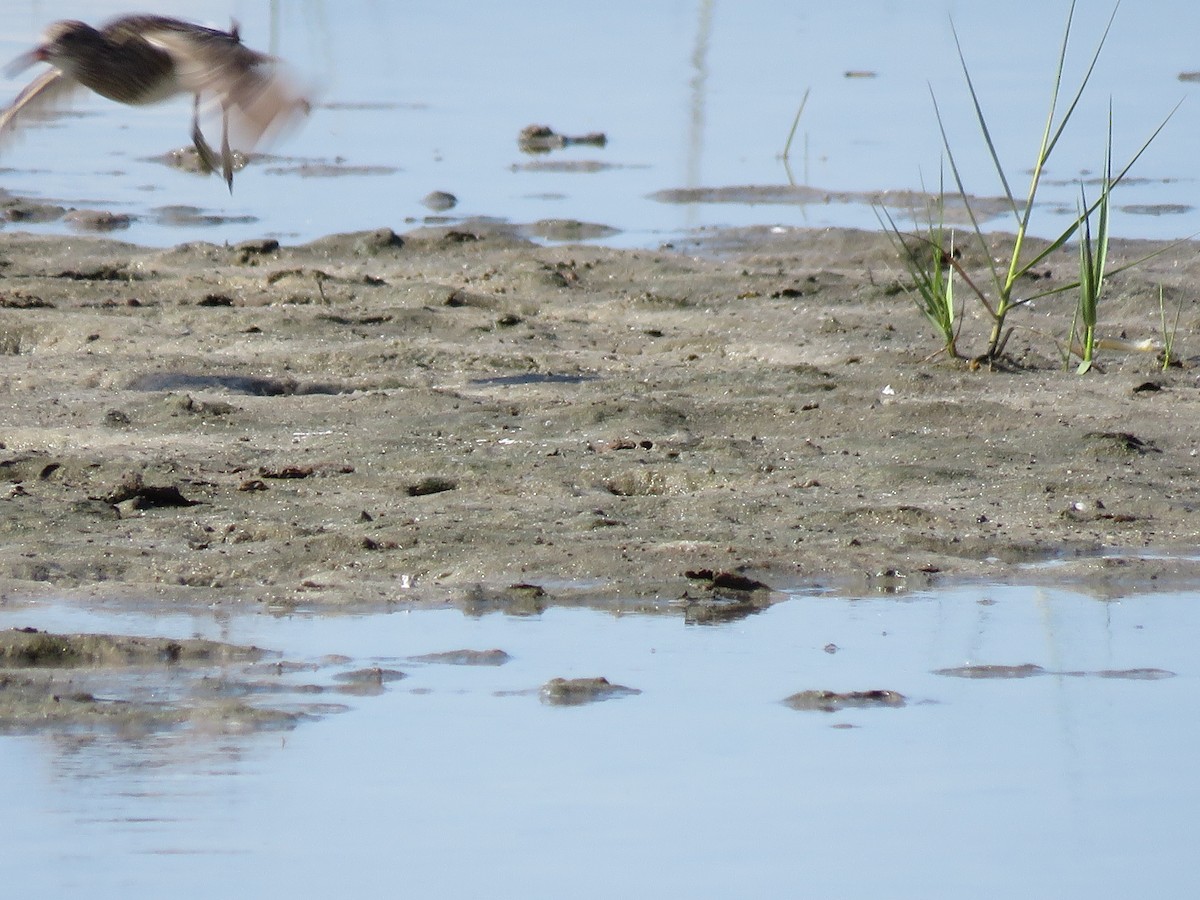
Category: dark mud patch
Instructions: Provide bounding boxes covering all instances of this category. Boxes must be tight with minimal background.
[99,471,197,509]
[127,372,348,396]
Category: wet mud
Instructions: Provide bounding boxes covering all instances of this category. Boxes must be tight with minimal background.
[2,222,1200,623]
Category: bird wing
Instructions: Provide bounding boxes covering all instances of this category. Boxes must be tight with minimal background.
[0,68,80,144]
[137,22,308,149]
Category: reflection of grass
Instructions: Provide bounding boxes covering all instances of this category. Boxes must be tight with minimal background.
[780,87,811,187]
[885,1,1175,365]
[780,87,810,162]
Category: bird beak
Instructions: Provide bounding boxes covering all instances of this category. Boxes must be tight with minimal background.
[5,46,49,78]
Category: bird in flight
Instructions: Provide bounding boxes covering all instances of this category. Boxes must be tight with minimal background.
[0,14,310,190]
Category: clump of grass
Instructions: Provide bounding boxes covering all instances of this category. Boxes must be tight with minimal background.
[1159,285,1184,370]
[1070,117,1112,374]
[878,175,960,359]
[883,0,1175,365]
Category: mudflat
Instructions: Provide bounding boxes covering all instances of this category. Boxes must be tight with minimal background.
[2,223,1198,614]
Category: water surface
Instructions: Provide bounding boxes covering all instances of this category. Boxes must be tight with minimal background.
[1,0,1198,246]
[1,584,1196,898]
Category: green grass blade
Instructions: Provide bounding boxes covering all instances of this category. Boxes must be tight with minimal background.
[1017,0,1074,224]
[1010,1,1117,281]
[950,20,1019,221]
[874,202,960,355]
[930,87,1004,297]
[1094,108,1112,288]
[1012,99,1177,279]
[1036,2,1118,169]
[1106,99,1180,191]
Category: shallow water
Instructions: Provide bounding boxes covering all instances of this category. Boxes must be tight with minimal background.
[1,584,1197,898]
[1,0,1199,247]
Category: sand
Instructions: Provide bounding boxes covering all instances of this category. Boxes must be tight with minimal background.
[3,222,1199,618]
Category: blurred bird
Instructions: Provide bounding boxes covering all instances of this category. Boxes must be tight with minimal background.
[0,15,310,190]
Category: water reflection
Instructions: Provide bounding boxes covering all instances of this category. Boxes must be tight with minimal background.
[686,0,714,199]
[1,585,1196,897]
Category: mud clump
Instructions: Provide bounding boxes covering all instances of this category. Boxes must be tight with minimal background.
[783,689,906,712]
[0,629,264,668]
[539,676,641,706]
[0,628,355,734]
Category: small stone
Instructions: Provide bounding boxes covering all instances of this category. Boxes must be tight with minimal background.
[421,191,457,212]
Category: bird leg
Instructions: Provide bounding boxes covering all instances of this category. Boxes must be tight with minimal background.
[220,103,234,191]
[190,92,220,175]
